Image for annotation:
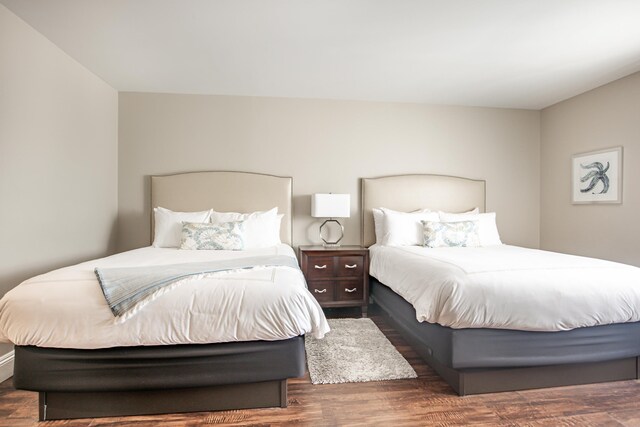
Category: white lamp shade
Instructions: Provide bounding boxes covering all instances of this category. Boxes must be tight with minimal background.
[311,194,351,218]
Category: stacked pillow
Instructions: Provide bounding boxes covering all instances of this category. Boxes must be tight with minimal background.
[372,207,502,248]
[180,221,245,250]
[422,220,480,248]
[152,206,282,250]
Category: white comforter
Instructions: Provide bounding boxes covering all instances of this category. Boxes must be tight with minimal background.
[370,244,640,331]
[0,244,329,349]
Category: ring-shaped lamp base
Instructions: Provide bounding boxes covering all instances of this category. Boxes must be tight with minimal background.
[319,219,344,247]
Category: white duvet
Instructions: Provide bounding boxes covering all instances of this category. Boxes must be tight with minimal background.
[0,244,329,349]
[370,244,640,331]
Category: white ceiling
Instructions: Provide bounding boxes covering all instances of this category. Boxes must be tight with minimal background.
[3,0,640,109]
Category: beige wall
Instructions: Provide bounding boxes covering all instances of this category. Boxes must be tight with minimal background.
[118,93,540,251]
[541,72,640,266]
[0,4,118,313]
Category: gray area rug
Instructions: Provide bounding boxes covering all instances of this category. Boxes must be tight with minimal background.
[305,318,417,384]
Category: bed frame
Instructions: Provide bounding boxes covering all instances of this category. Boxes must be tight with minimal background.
[361,174,640,395]
[14,171,301,420]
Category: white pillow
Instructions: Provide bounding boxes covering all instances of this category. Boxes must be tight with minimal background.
[372,208,384,244]
[210,207,277,223]
[381,208,440,246]
[438,211,502,246]
[372,207,434,245]
[242,214,283,249]
[210,208,281,249]
[153,207,212,248]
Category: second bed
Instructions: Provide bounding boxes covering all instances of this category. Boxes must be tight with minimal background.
[362,174,640,395]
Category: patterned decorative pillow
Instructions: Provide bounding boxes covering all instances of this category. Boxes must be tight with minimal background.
[421,220,480,248]
[180,221,244,250]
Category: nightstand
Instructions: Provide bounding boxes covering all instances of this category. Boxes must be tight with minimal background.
[299,245,370,317]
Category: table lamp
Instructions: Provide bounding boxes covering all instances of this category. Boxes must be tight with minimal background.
[311,193,351,246]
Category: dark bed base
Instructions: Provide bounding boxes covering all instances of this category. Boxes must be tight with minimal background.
[370,279,640,396]
[15,337,305,420]
[39,380,287,421]
[380,307,638,395]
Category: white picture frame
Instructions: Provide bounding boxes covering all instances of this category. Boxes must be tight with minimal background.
[572,146,623,204]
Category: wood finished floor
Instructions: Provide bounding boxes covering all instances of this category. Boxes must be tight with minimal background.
[2,309,640,426]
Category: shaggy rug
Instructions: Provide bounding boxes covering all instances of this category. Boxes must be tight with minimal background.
[305,318,417,384]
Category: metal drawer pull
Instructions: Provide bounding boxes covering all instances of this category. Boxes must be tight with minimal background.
[345,264,358,269]
[314,289,327,293]
[345,288,357,293]
[314,265,327,269]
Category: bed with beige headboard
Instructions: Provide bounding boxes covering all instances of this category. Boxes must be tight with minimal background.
[361,173,640,396]
[12,171,305,420]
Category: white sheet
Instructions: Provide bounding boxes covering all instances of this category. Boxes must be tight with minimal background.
[370,244,640,331]
[0,244,329,349]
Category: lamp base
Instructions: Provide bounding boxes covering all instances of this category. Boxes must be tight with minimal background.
[322,242,342,248]
[319,219,344,246]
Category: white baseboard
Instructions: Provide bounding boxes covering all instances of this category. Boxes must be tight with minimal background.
[0,350,15,383]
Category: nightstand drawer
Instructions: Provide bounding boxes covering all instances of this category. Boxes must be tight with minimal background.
[307,281,335,302]
[305,256,335,279]
[336,280,364,301]
[336,255,364,277]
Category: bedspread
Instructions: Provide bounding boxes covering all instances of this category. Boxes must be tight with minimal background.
[370,244,640,331]
[0,244,329,348]
[96,255,300,318]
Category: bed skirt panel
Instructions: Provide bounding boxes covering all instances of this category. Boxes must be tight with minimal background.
[14,337,305,392]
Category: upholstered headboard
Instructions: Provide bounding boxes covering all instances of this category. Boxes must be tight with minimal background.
[151,171,293,245]
[361,174,486,247]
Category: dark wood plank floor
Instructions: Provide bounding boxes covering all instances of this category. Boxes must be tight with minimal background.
[1,309,640,426]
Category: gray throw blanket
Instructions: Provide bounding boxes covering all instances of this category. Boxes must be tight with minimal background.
[95,255,300,317]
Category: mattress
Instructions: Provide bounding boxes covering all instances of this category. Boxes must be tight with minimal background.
[0,244,329,349]
[370,244,640,331]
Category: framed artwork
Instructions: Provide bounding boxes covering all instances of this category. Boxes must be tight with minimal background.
[572,146,623,204]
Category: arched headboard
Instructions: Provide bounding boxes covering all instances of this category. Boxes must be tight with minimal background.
[151,171,293,245]
[361,174,486,247]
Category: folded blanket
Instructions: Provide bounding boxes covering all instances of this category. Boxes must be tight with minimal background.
[95,255,300,318]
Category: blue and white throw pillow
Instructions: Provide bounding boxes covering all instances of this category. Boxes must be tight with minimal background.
[421,220,480,248]
[180,221,244,250]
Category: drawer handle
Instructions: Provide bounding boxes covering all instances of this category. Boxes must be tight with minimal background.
[345,288,357,293]
[314,289,327,294]
[345,264,358,269]
[314,265,327,269]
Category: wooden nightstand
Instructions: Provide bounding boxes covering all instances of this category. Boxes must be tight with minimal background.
[298,245,370,317]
